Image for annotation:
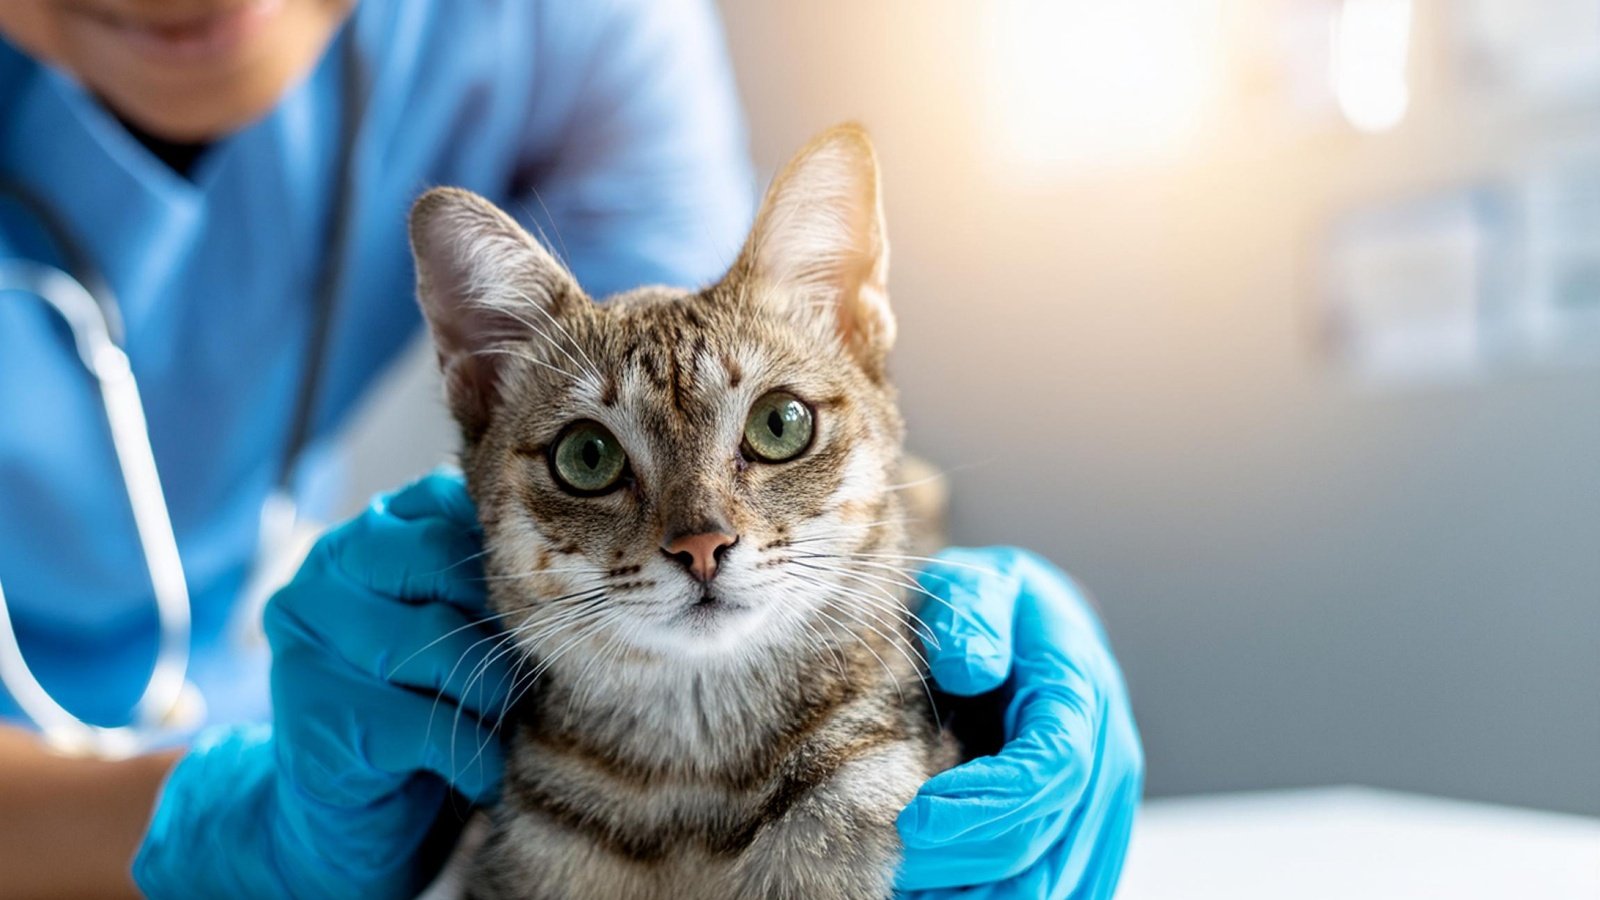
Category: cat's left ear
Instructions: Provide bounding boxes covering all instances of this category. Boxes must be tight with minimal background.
[730,123,893,376]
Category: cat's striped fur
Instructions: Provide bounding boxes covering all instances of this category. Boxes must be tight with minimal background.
[410,125,952,900]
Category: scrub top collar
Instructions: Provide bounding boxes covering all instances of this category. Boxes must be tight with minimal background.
[0,30,351,349]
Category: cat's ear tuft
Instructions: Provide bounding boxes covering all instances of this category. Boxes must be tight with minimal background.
[734,123,893,375]
[409,187,582,437]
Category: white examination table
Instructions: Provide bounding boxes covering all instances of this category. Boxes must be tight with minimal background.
[1117,786,1600,899]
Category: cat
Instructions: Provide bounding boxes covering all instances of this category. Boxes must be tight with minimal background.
[408,124,953,900]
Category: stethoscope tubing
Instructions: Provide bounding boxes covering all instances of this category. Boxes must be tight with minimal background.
[0,261,193,758]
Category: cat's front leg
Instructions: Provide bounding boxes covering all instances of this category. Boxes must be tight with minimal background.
[465,812,627,900]
[730,739,930,900]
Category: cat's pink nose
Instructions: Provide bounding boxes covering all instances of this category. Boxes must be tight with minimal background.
[661,531,738,583]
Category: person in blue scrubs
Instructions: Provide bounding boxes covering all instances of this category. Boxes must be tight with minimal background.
[0,1,1142,897]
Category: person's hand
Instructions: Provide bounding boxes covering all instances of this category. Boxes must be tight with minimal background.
[896,546,1144,899]
[134,471,514,899]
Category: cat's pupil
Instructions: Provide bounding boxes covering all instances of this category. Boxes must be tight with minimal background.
[581,440,601,470]
[767,409,784,438]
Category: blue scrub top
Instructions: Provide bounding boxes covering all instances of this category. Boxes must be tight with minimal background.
[0,0,753,729]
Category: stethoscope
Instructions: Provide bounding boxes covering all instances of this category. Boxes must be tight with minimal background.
[0,34,365,759]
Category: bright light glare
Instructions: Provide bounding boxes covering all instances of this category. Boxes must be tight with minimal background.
[1333,0,1413,133]
[982,0,1223,173]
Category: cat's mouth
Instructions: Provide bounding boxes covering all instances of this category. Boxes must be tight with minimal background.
[691,590,743,610]
[678,590,751,624]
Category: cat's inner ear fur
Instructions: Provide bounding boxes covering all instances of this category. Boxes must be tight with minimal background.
[733,123,894,376]
[409,186,582,438]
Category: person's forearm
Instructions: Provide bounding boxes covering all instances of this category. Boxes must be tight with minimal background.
[0,724,180,900]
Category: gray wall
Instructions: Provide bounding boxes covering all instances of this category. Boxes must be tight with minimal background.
[340,1,1600,816]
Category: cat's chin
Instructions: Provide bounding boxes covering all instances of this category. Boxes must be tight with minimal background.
[624,600,778,660]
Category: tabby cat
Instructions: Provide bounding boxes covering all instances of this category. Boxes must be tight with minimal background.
[409,125,952,900]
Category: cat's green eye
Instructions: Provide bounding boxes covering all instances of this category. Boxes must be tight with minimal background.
[742,391,815,463]
[550,421,629,495]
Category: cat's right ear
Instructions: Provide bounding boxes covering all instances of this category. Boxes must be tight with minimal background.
[409,187,582,437]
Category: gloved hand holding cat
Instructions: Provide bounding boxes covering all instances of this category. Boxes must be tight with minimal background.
[898,547,1143,899]
[134,474,511,898]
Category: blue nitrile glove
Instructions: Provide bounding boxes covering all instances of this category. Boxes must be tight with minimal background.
[896,546,1144,900]
[134,471,514,899]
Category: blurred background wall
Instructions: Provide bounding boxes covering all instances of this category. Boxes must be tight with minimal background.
[338,0,1600,816]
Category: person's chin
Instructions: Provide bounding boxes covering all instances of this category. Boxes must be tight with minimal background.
[62,0,347,142]
[102,72,298,143]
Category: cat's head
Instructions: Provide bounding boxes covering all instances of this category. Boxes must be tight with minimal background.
[409,125,904,661]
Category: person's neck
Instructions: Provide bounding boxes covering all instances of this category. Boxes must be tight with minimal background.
[116,115,209,178]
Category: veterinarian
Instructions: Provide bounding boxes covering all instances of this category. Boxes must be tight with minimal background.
[0,1,1142,897]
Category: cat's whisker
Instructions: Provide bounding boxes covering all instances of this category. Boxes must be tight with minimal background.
[794,558,941,616]
[480,565,609,582]
[431,588,606,750]
[409,547,495,576]
[883,459,988,493]
[506,286,606,384]
[431,611,543,730]
[473,297,600,387]
[496,590,612,652]
[827,598,941,716]
[460,629,526,733]
[430,627,520,768]
[809,577,940,654]
[791,556,932,620]
[844,595,939,657]
[565,612,623,715]
[852,618,942,722]
[783,521,909,543]
[456,601,617,773]
[785,554,992,633]
[815,583,934,672]
[834,551,1004,578]
[804,601,906,706]
[385,606,524,682]
[569,610,643,719]
[781,516,912,547]
[470,603,594,709]
[489,600,613,729]
[784,569,926,669]
[789,606,850,682]
[787,569,941,714]
[830,558,1003,630]
[784,559,940,650]
[882,472,945,492]
[496,602,615,703]
[498,605,623,723]
[787,557,960,675]
[804,513,912,531]
[766,577,854,680]
[446,628,547,752]
[471,345,586,386]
